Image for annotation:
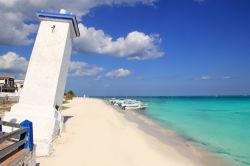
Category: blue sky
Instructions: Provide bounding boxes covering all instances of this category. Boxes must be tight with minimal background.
[0,0,250,96]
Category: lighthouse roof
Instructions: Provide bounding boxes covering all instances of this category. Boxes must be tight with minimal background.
[36,11,80,37]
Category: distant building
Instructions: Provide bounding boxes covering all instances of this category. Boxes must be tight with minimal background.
[0,77,15,93]
[0,77,24,98]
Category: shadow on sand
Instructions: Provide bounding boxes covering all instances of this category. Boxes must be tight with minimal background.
[63,116,73,124]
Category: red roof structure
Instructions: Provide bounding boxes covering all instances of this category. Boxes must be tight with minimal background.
[0,77,14,80]
[0,76,15,93]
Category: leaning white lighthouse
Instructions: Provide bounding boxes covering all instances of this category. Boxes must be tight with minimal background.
[4,10,80,156]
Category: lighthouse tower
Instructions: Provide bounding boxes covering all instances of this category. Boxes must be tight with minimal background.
[4,10,80,156]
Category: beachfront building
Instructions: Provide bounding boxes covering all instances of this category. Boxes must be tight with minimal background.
[0,77,15,93]
[0,77,24,95]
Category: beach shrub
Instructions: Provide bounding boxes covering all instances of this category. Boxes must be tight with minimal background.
[64,90,76,100]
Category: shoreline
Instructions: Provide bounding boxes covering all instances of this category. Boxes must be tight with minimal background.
[103,99,237,166]
[37,97,236,165]
[105,100,236,166]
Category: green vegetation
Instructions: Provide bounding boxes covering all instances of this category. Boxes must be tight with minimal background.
[64,90,76,100]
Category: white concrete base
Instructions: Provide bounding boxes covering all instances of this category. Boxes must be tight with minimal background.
[3,103,64,156]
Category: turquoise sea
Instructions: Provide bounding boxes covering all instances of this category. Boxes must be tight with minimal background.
[131,96,250,166]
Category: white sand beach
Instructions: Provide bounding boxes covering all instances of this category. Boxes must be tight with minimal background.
[37,98,231,166]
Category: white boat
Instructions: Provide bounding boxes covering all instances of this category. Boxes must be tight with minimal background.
[121,100,137,107]
[124,103,147,110]
[109,98,148,110]
[122,100,147,110]
[110,99,125,106]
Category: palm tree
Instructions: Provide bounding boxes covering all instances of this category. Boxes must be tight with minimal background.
[64,90,76,100]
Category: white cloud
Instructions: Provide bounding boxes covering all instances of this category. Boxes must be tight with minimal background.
[0,0,164,60]
[0,11,38,45]
[0,52,104,78]
[106,68,131,78]
[199,76,212,80]
[69,61,103,77]
[198,75,232,80]
[0,52,29,78]
[74,24,164,60]
[0,0,158,45]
